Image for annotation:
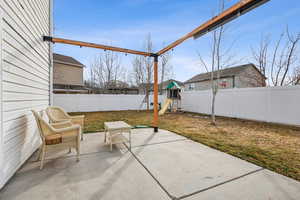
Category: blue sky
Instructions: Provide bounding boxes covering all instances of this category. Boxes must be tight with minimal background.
[53,0,300,82]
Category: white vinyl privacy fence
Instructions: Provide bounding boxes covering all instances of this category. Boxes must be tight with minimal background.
[53,86,300,126]
[181,86,300,126]
[53,94,166,112]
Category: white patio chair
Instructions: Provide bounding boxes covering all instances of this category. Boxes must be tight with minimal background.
[32,110,81,169]
[46,106,85,140]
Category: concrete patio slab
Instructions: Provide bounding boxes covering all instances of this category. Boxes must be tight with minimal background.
[127,128,187,147]
[27,128,185,162]
[185,169,300,200]
[0,151,170,200]
[2,129,300,200]
[132,139,262,198]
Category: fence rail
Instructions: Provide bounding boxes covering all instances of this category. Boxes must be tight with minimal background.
[181,86,300,126]
[53,94,165,112]
[53,86,300,126]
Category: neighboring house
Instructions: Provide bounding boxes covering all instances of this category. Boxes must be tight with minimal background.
[138,79,184,95]
[0,1,52,188]
[105,80,130,89]
[53,53,87,93]
[137,83,154,95]
[104,80,139,94]
[87,80,139,94]
[184,64,266,91]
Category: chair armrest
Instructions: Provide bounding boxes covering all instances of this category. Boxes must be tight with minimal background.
[70,116,85,128]
[54,125,81,140]
[51,120,72,129]
[51,118,70,123]
[70,115,85,119]
[54,124,80,133]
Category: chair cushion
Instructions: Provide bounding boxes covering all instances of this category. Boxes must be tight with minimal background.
[45,134,62,145]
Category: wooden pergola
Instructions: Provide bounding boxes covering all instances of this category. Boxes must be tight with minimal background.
[44,0,270,132]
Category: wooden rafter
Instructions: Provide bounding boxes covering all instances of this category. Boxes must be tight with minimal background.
[157,0,269,55]
[44,0,269,57]
[43,36,153,57]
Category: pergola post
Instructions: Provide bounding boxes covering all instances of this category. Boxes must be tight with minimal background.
[153,55,159,132]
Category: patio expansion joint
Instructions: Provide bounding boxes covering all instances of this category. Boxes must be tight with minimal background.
[131,138,188,149]
[126,145,177,200]
[127,138,265,200]
[177,167,265,200]
[125,139,265,200]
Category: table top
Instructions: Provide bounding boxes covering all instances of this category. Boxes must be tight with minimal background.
[104,121,132,130]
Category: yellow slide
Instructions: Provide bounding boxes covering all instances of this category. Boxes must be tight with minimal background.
[159,98,173,115]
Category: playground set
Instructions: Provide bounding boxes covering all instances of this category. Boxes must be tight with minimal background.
[159,81,182,115]
[43,0,270,132]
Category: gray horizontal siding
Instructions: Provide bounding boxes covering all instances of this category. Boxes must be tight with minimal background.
[0,0,51,188]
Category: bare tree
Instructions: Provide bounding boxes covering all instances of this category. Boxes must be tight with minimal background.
[252,28,300,86]
[89,50,125,89]
[159,50,173,94]
[289,66,300,85]
[132,55,146,87]
[251,34,270,84]
[269,32,283,86]
[85,66,97,88]
[144,34,153,109]
[280,30,300,85]
[132,34,154,109]
[198,0,235,125]
[210,22,223,125]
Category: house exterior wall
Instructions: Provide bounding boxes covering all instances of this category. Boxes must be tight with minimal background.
[0,0,52,188]
[184,77,234,91]
[184,67,265,91]
[235,67,266,88]
[0,4,3,190]
[53,62,84,86]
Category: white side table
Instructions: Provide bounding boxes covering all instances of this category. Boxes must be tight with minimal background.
[104,121,132,151]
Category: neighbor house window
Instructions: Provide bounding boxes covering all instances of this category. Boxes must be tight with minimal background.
[219,79,228,88]
[189,83,195,90]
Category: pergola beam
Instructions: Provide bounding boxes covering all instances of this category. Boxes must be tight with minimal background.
[43,36,154,57]
[43,0,270,133]
[43,0,269,57]
[156,0,269,56]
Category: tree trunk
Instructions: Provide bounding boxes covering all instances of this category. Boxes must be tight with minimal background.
[146,88,149,110]
[211,82,217,125]
[160,69,164,95]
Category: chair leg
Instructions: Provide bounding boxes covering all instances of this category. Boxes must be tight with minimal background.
[68,147,72,154]
[36,146,42,161]
[76,147,80,162]
[76,139,80,162]
[110,141,113,152]
[40,145,46,170]
[80,126,83,141]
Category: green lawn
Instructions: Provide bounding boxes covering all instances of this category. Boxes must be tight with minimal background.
[71,110,300,181]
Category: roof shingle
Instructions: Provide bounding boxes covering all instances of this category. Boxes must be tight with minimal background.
[53,53,84,67]
[185,64,265,83]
